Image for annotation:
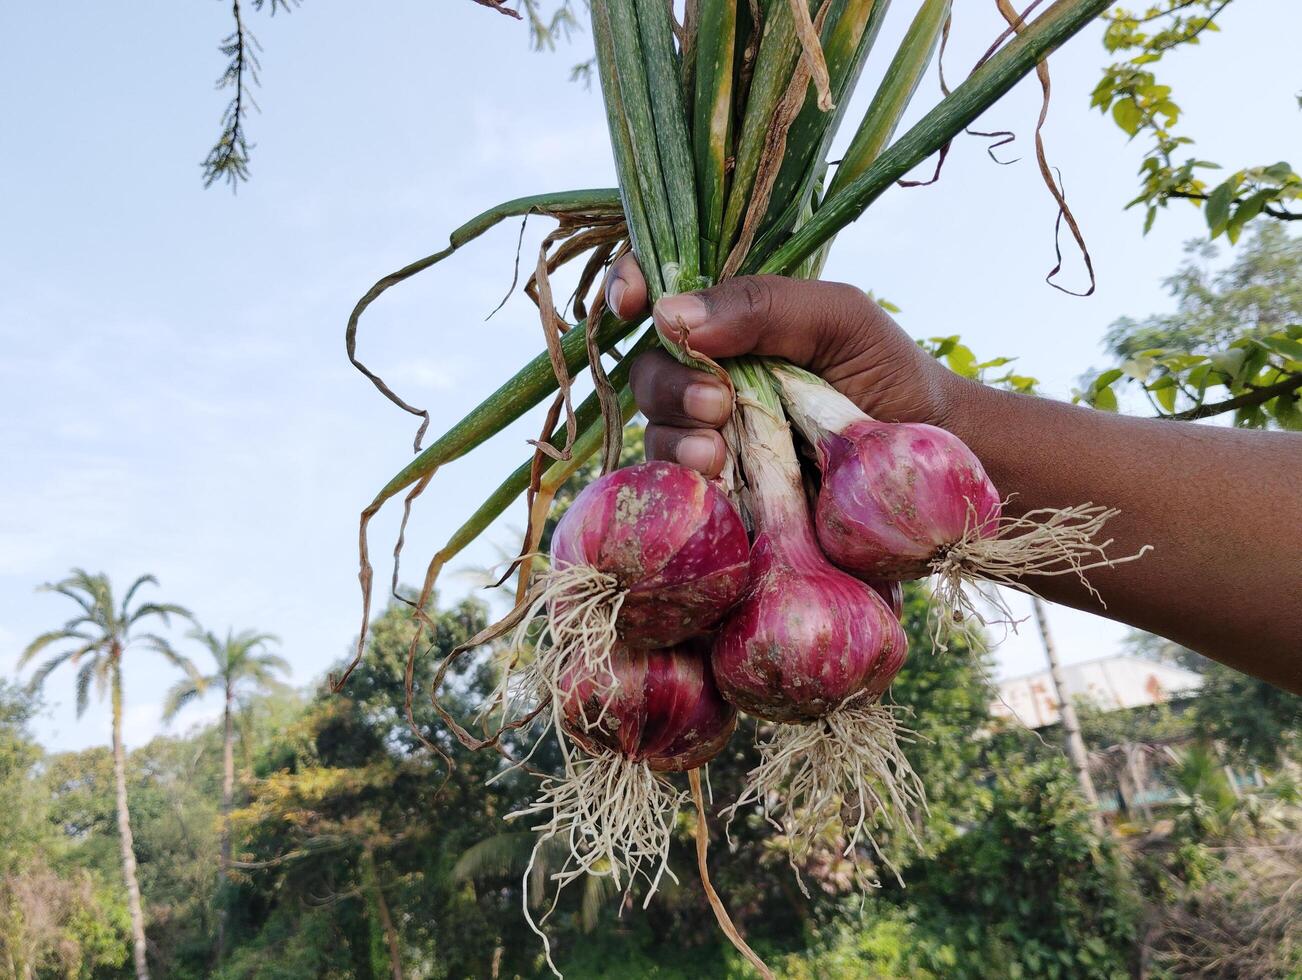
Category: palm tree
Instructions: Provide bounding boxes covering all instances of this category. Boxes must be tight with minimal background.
[20,569,196,980]
[163,626,288,964]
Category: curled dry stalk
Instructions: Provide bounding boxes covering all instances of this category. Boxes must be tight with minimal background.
[471,0,523,20]
[689,768,775,980]
[991,0,1096,295]
[346,189,622,452]
[785,0,833,112]
[343,208,642,694]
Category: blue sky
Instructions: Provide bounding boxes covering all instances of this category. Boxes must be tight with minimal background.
[1,1,1296,751]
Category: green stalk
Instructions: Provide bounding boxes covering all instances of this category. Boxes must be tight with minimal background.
[602,0,680,297]
[752,0,893,246]
[367,310,641,509]
[827,0,950,197]
[693,0,738,279]
[719,0,804,257]
[594,4,664,297]
[348,189,621,340]
[756,0,1111,275]
[727,356,784,415]
[425,329,656,578]
[634,0,701,287]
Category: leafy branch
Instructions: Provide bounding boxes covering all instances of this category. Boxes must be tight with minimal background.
[1076,328,1302,427]
[1076,226,1302,427]
[1093,0,1301,239]
[202,0,300,190]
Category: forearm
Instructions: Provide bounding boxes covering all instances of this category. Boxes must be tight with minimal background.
[945,379,1302,693]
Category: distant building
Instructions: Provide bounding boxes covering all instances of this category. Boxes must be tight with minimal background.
[990,654,1204,731]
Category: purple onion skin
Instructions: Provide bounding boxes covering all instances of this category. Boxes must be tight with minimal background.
[816,421,1002,580]
[560,643,738,772]
[550,461,751,649]
[866,578,904,620]
[711,525,908,724]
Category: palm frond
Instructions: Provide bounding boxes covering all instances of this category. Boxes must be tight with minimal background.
[452,832,541,882]
[162,680,206,723]
[19,629,94,667]
[245,654,292,688]
[26,648,86,694]
[39,572,99,620]
[119,573,160,616]
[69,568,114,622]
[129,601,194,628]
[75,657,98,718]
[580,872,618,933]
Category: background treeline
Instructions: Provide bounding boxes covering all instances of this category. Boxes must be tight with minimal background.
[3,577,1298,979]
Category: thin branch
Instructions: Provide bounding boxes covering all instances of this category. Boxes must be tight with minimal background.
[1165,190,1301,221]
[1165,373,1302,421]
[202,0,300,189]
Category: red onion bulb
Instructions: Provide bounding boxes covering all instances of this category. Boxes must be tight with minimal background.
[549,460,751,648]
[515,643,734,912]
[513,460,750,711]
[560,642,737,772]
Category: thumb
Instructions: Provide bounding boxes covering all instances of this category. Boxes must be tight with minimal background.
[651,275,891,376]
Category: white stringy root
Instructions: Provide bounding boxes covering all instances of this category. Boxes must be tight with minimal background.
[928,501,1152,651]
[511,714,684,977]
[726,701,924,884]
[513,743,683,896]
[478,563,626,732]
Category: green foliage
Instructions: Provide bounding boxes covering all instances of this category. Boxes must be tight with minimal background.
[1094,1,1300,237]
[773,914,941,980]
[1193,661,1301,766]
[0,683,132,977]
[1079,225,1302,426]
[919,336,1039,394]
[902,758,1140,980]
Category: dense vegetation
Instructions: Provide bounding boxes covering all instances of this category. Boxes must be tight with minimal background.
[4,564,1297,977]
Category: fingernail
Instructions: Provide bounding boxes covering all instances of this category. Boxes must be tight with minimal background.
[653,294,708,341]
[683,382,731,425]
[676,433,719,473]
[607,276,627,316]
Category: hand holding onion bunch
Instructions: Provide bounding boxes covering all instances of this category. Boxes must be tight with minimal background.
[346,1,1171,972]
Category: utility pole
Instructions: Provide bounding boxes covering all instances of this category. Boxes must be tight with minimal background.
[1032,597,1103,829]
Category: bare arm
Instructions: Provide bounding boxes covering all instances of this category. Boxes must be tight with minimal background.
[606,258,1302,693]
[947,380,1302,691]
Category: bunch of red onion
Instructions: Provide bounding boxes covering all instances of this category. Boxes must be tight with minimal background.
[503,356,1140,906]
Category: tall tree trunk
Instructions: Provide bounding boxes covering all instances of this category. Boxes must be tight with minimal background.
[111,667,151,980]
[361,846,404,980]
[1031,598,1103,830]
[214,685,235,965]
